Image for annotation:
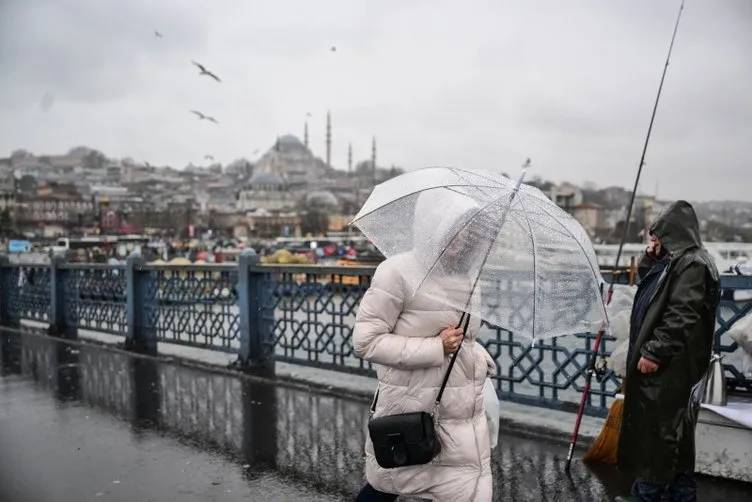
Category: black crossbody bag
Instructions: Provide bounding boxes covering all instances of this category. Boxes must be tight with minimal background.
[367,313,470,469]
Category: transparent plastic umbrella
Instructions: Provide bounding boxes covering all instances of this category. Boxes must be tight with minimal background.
[351,166,608,343]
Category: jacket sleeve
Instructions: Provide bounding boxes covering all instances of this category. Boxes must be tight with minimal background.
[353,264,445,369]
[476,341,497,377]
[640,262,707,365]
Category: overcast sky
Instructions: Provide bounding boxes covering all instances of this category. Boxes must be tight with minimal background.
[1,0,750,201]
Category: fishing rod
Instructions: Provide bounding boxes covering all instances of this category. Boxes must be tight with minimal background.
[565,0,686,471]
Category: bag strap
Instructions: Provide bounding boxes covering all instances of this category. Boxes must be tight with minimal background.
[369,312,471,416]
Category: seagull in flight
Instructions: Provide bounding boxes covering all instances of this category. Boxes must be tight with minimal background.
[204,155,215,161]
[191,61,221,82]
[330,45,337,52]
[154,30,163,38]
[522,157,532,168]
[191,110,219,124]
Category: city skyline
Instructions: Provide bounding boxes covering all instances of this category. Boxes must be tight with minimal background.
[1,0,750,202]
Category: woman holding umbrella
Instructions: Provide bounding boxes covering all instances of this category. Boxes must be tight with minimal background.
[353,188,497,501]
[350,167,608,501]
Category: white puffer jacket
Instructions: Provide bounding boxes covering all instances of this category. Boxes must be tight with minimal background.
[354,252,496,501]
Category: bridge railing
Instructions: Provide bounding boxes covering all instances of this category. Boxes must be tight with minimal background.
[1,253,750,415]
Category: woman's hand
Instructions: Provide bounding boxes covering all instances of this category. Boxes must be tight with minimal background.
[440,327,464,354]
[637,356,659,374]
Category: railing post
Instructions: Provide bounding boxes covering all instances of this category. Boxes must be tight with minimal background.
[124,253,157,355]
[236,249,274,375]
[0,255,20,329]
[48,255,77,339]
[0,256,15,328]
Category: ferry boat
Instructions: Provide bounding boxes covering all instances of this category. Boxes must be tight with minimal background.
[594,242,752,273]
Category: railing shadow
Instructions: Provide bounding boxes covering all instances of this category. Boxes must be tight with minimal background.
[1,330,366,497]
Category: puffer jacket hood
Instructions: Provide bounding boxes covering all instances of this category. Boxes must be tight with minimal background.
[650,200,702,255]
[411,188,479,273]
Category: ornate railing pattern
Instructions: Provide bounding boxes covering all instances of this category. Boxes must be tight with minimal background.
[65,265,128,335]
[148,265,240,352]
[260,267,373,374]
[715,276,752,393]
[1,255,751,414]
[7,265,51,323]
[483,325,620,412]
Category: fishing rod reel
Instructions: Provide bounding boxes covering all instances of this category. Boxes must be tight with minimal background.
[593,357,609,384]
[583,351,609,383]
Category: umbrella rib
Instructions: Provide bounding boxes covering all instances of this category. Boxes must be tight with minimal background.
[516,195,538,342]
[443,185,497,205]
[446,168,502,202]
[423,166,510,188]
[350,183,503,224]
[446,166,510,188]
[522,195,608,325]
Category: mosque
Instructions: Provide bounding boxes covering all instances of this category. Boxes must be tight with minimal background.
[236,111,378,216]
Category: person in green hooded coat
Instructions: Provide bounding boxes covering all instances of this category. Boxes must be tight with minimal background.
[616,201,720,502]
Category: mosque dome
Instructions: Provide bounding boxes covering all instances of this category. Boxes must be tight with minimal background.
[248,171,285,189]
[276,135,308,154]
[305,190,339,209]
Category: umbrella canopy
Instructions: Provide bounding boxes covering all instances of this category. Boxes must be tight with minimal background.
[351,167,608,342]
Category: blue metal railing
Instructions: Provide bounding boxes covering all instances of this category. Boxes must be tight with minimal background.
[1,254,750,415]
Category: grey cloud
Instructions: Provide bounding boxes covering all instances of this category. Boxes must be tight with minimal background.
[0,0,750,202]
[0,0,206,106]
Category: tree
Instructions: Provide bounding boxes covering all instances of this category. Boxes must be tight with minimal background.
[301,210,329,236]
[83,150,107,169]
[0,209,13,236]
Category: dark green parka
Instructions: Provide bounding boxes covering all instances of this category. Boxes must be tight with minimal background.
[617,201,720,483]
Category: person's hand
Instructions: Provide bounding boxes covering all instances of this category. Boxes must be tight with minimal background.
[440,327,464,354]
[646,233,662,258]
[637,356,659,374]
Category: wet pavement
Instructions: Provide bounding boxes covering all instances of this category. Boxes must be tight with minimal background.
[1,330,751,502]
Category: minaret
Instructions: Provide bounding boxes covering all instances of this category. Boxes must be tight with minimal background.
[304,121,309,149]
[325,111,331,169]
[371,136,377,185]
[347,143,353,174]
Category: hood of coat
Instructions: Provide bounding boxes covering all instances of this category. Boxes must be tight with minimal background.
[650,200,702,256]
[412,188,479,272]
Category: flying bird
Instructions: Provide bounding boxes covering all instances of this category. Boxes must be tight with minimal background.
[306,112,312,117]
[191,61,221,82]
[190,110,219,124]
[205,155,215,161]
[40,92,55,112]
[522,157,532,168]
[330,45,337,52]
[154,30,163,38]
